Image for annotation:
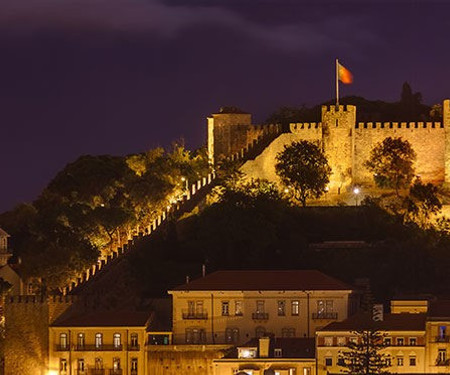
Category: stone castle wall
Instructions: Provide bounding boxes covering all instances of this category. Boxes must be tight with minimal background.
[353,122,445,185]
[4,295,76,375]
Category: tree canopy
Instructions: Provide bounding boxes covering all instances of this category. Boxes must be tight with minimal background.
[365,137,416,194]
[275,141,331,206]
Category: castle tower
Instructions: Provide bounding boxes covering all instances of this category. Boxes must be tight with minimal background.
[207,107,252,165]
[443,99,450,184]
[321,105,357,193]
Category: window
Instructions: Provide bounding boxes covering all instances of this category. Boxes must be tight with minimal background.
[131,358,138,371]
[113,357,121,370]
[27,283,33,295]
[130,333,139,347]
[274,348,282,357]
[384,337,391,346]
[438,349,447,363]
[325,357,333,366]
[317,300,334,318]
[397,337,404,346]
[196,301,204,313]
[324,337,333,346]
[281,328,295,338]
[439,325,447,338]
[291,300,299,316]
[225,328,239,344]
[278,301,286,316]
[409,356,416,366]
[235,301,243,316]
[303,367,311,375]
[113,333,121,348]
[409,337,417,346]
[95,357,103,370]
[349,337,357,344]
[59,333,68,349]
[255,326,266,338]
[60,358,67,372]
[385,357,391,366]
[188,300,195,315]
[77,359,85,372]
[222,301,229,316]
[397,357,404,366]
[238,348,257,359]
[256,300,265,313]
[77,333,85,349]
[95,333,103,349]
[337,337,346,346]
[337,357,345,366]
[185,328,206,344]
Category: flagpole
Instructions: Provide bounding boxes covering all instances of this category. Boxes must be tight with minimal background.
[336,58,339,107]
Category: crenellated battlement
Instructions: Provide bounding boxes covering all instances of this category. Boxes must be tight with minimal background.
[356,121,443,129]
[322,104,355,113]
[6,294,78,304]
[290,122,322,132]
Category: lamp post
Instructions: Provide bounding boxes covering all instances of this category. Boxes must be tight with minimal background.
[353,187,360,206]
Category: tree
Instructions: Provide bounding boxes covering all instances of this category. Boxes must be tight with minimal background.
[404,179,442,228]
[339,328,390,375]
[365,137,416,195]
[275,141,331,207]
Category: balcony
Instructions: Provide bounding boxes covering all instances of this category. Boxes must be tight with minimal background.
[127,344,141,351]
[312,312,338,320]
[436,359,450,366]
[182,310,208,320]
[436,336,450,343]
[55,344,69,351]
[252,312,269,320]
[88,370,105,375]
[109,370,123,375]
[131,371,138,375]
[74,345,123,351]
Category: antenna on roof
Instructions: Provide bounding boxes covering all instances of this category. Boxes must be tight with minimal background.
[202,264,206,277]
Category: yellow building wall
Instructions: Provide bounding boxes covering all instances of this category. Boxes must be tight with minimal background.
[169,290,354,345]
[49,326,147,374]
[213,358,316,375]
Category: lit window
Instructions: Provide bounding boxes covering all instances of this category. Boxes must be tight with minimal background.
[409,337,417,346]
[59,333,68,350]
[95,357,103,370]
[222,301,229,316]
[324,337,333,346]
[113,333,121,348]
[397,357,404,366]
[238,348,257,358]
[131,358,138,371]
[130,333,138,347]
[409,356,416,366]
[113,357,121,370]
[60,358,67,372]
[77,359,85,371]
[384,337,391,346]
[278,301,286,316]
[256,300,265,313]
[77,333,85,349]
[291,300,299,316]
[303,367,311,375]
[337,337,346,346]
[274,348,282,357]
[397,338,404,346]
[235,301,243,316]
[95,333,103,349]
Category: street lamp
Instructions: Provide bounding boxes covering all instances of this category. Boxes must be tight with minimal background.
[353,187,360,206]
[181,176,188,194]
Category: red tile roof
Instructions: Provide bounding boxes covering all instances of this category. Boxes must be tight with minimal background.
[319,312,426,332]
[52,311,152,327]
[172,270,353,291]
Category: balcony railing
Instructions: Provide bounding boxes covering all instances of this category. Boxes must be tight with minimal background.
[127,344,140,351]
[252,312,269,320]
[55,344,69,351]
[436,336,450,343]
[88,370,105,375]
[182,311,208,320]
[436,359,450,366]
[131,371,138,375]
[109,370,123,375]
[312,312,338,320]
[74,344,123,351]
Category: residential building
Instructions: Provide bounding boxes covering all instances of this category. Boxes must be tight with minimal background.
[49,311,151,375]
[168,270,359,345]
[213,336,316,375]
[316,312,427,375]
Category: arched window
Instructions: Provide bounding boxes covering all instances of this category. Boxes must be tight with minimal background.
[225,328,240,343]
[59,333,68,349]
[130,333,138,348]
[113,333,121,349]
[77,333,85,349]
[255,326,266,338]
[95,333,103,349]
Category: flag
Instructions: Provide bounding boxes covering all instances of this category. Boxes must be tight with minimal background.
[338,62,353,84]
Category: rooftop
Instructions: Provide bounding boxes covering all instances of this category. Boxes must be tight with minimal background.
[171,270,353,292]
[52,311,152,328]
[319,312,427,332]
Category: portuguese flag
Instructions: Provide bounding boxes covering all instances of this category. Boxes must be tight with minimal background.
[338,62,353,84]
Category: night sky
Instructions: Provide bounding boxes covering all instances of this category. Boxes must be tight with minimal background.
[1,0,449,212]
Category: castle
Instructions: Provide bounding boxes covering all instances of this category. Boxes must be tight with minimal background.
[207,100,450,193]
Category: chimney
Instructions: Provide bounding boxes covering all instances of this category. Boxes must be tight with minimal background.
[258,337,270,358]
[373,304,383,321]
[202,264,206,277]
